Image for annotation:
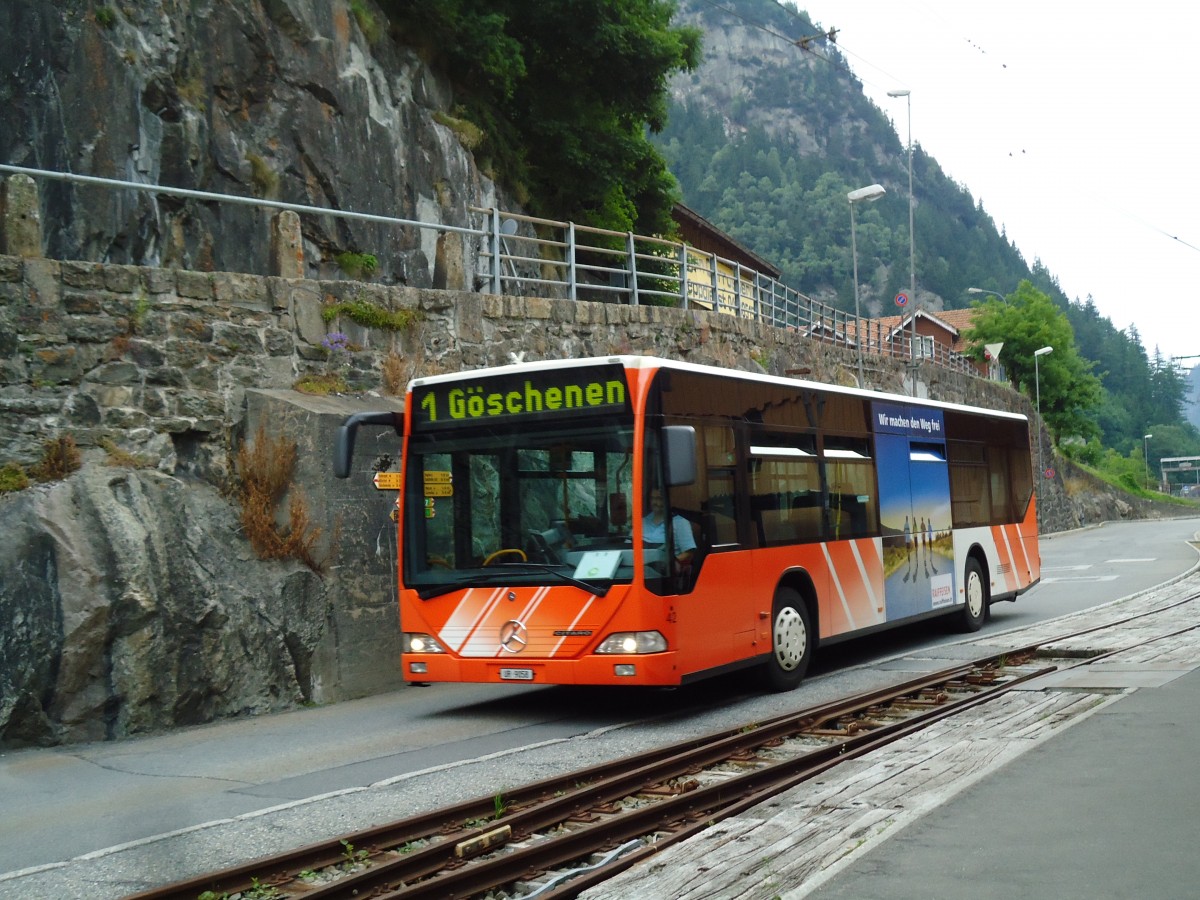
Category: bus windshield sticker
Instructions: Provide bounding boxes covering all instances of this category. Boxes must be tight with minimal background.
[424,471,453,497]
[411,363,630,431]
[573,550,622,581]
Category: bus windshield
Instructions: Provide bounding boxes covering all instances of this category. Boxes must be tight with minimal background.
[402,418,636,597]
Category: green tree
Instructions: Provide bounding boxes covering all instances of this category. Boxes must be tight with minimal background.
[1148,348,1190,428]
[963,280,1103,442]
[1143,423,1200,484]
[387,0,701,234]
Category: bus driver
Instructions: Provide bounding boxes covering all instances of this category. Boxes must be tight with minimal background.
[643,489,696,566]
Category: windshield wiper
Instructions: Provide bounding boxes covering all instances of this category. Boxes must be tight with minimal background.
[490,561,611,596]
[416,575,498,600]
[414,563,610,600]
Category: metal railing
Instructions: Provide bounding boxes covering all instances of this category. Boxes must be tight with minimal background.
[474,206,981,377]
[1,163,982,378]
[0,163,480,238]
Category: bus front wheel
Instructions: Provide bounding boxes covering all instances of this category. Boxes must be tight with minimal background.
[959,557,987,632]
[762,588,813,692]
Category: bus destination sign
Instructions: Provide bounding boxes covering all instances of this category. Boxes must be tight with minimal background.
[411,363,630,431]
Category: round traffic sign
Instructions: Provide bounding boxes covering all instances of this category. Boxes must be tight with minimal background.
[895,292,908,307]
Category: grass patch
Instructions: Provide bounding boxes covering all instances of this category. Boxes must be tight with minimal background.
[432,110,485,151]
[322,296,419,332]
[1,436,83,494]
[0,462,30,494]
[350,0,384,44]
[335,252,378,280]
[246,152,280,198]
[293,373,349,395]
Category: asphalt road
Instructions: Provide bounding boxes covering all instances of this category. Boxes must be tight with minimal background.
[1,516,1197,882]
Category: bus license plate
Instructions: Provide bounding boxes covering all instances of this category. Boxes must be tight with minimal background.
[500,668,534,681]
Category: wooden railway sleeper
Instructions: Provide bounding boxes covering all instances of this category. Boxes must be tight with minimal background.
[965,670,1002,685]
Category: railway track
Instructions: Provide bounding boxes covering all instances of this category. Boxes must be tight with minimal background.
[127,592,1200,900]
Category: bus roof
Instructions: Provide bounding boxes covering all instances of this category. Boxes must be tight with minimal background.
[407,355,1029,423]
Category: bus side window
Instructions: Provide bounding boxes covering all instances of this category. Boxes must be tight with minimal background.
[703,425,739,546]
[987,446,1011,523]
[705,474,738,545]
[790,498,823,541]
[749,431,820,545]
[823,436,878,539]
[948,440,988,526]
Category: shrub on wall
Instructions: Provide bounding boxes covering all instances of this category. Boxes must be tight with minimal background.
[236,426,336,572]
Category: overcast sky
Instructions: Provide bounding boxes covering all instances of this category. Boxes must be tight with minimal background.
[797,1,1199,367]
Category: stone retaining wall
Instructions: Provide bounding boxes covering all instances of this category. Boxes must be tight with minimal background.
[0,251,1024,469]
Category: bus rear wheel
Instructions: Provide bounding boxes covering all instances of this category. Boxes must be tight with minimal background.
[959,557,988,632]
[762,588,813,692]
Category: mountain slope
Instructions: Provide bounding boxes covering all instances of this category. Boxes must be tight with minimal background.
[658,0,1032,316]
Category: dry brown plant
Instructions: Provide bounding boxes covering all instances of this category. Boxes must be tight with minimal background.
[99,438,155,468]
[30,435,82,482]
[109,333,132,359]
[380,351,410,395]
[236,426,334,572]
[1063,474,1089,497]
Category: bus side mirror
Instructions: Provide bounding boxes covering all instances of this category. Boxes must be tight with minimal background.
[334,411,403,478]
[663,425,697,487]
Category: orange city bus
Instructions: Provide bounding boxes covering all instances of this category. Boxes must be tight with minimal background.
[334,355,1040,691]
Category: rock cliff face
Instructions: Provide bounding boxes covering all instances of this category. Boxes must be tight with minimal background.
[0,383,405,749]
[2,0,492,282]
[1,0,486,747]
[1,464,326,746]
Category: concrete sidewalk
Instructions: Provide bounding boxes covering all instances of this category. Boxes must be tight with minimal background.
[807,664,1200,899]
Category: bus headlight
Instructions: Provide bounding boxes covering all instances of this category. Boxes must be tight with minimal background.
[595,631,667,654]
[403,633,447,654]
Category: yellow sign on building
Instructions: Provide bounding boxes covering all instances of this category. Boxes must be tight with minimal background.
[373,471,402,490]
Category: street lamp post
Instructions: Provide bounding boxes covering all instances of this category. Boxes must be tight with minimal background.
[1034,345,1053,484]
[888,89,916,394]
[848,184,887,385]
[1144,433,1153,489]
[967,287,1007,302]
